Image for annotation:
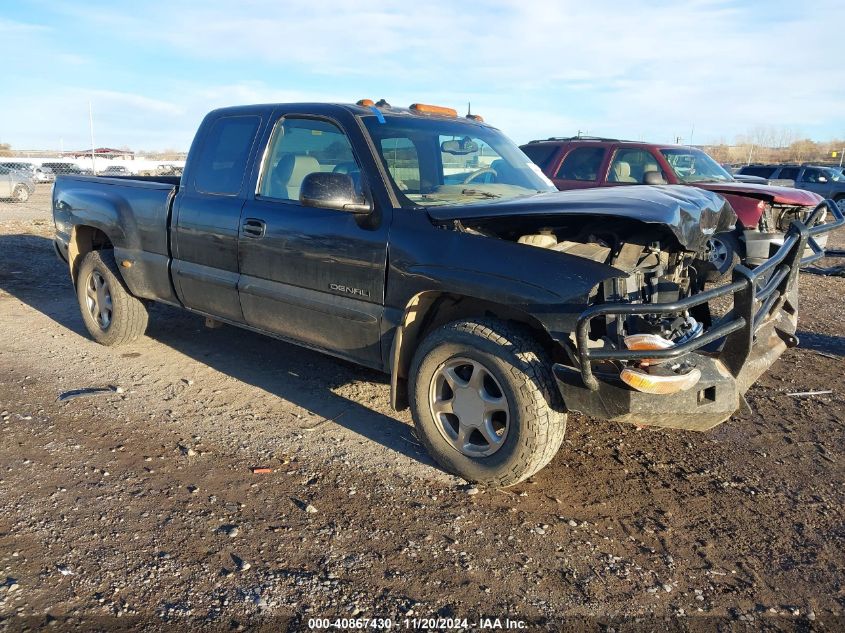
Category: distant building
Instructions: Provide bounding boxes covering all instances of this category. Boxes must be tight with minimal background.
[67,147,135,160]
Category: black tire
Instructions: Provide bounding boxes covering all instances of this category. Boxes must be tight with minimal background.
[12,185,30,203]
[409,318,567,487]
[76,250,149,346]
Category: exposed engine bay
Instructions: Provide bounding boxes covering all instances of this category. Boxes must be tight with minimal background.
[768,203,826,233]
[453,215,712,392]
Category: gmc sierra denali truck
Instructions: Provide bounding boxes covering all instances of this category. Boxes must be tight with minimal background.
[52,101,843,486]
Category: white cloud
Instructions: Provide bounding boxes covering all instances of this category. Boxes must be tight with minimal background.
[2,0,844,148]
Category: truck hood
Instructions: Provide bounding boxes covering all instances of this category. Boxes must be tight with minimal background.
[694,181,823,206]
[426,185,733,252]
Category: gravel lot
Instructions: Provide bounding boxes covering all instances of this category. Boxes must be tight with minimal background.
[1,187,844,631]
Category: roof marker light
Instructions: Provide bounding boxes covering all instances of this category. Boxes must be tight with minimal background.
[410,103,458,117]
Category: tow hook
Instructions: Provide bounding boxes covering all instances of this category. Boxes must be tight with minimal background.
[776,329,799,348]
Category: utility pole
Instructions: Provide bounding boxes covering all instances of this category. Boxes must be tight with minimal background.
[88,101,96,174]
[840,148,844,168]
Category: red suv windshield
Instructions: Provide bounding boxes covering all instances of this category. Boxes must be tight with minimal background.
[659,148,733,184]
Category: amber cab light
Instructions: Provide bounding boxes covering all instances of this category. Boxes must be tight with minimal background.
[620,367,701,395]
[410,103,458,117]
[466,113,484,122]
[357,99,375,107]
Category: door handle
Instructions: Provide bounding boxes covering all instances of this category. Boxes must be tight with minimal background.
[242,218,266,238]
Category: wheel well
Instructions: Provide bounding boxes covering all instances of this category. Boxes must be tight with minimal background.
[68,225,113,282]
[390,292,558,410]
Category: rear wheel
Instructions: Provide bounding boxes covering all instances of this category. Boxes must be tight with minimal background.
[76,250,149,346]
[12,185,29,203]
[409,319,567,487]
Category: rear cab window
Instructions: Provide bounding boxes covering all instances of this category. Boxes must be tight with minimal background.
[194,115,262,195]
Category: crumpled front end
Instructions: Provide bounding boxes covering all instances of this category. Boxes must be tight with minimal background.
[554,200,843,430]
[743,200,830,265]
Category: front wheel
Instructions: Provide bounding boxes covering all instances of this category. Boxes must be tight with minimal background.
[703,232,741,282]
[409,319,567,487]
[76,250,149,346]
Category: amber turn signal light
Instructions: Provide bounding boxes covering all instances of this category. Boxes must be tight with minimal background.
[620,367,701,395]
[624,333,675,366]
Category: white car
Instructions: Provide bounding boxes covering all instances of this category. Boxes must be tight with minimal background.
[33,166,56,183]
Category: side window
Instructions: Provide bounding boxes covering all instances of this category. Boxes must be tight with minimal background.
[380,137,421,193]
[259,117,362,202]
[802,168,824,183]
[555,147,606,181]
[521,144,559,170]
[741,166,776,178]
[608,149,666,184]
[194,115,261,195]
[777,167,799,180]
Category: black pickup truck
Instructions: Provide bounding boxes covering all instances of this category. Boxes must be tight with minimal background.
[52,101,843,486]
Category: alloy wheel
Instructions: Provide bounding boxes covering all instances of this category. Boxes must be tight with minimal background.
[428,357,510,457]
[85,271,113,330]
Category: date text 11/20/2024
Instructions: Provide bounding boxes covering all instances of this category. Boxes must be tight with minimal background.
[307,617,528,629]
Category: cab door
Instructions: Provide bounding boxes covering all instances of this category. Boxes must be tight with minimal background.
[171,112,265,322]
[237,112,390,368]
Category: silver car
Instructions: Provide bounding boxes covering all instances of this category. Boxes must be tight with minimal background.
[0,165,36,202]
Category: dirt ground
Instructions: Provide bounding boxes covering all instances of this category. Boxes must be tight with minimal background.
[1,187,844,632]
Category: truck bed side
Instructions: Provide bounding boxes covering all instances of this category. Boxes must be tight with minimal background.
[53,175,180,303]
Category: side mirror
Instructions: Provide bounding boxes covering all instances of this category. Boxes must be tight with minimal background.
[643,171,666,185]
[817,176,828,183]
[299,172,371,214]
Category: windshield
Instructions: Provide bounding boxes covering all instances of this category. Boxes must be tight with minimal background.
[820,167,844,182]
[362,115,556,207]
[660,148,734,183]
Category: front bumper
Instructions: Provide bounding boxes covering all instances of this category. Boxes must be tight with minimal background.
[554,200,843,430]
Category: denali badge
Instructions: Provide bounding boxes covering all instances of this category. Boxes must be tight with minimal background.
[330,283,370,298]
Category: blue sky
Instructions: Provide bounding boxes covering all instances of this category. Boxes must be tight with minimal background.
[1,0,842,151]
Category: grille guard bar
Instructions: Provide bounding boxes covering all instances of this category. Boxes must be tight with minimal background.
[575,199,844,391]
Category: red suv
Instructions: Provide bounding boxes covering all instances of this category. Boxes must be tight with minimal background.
[521,137,826,276]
